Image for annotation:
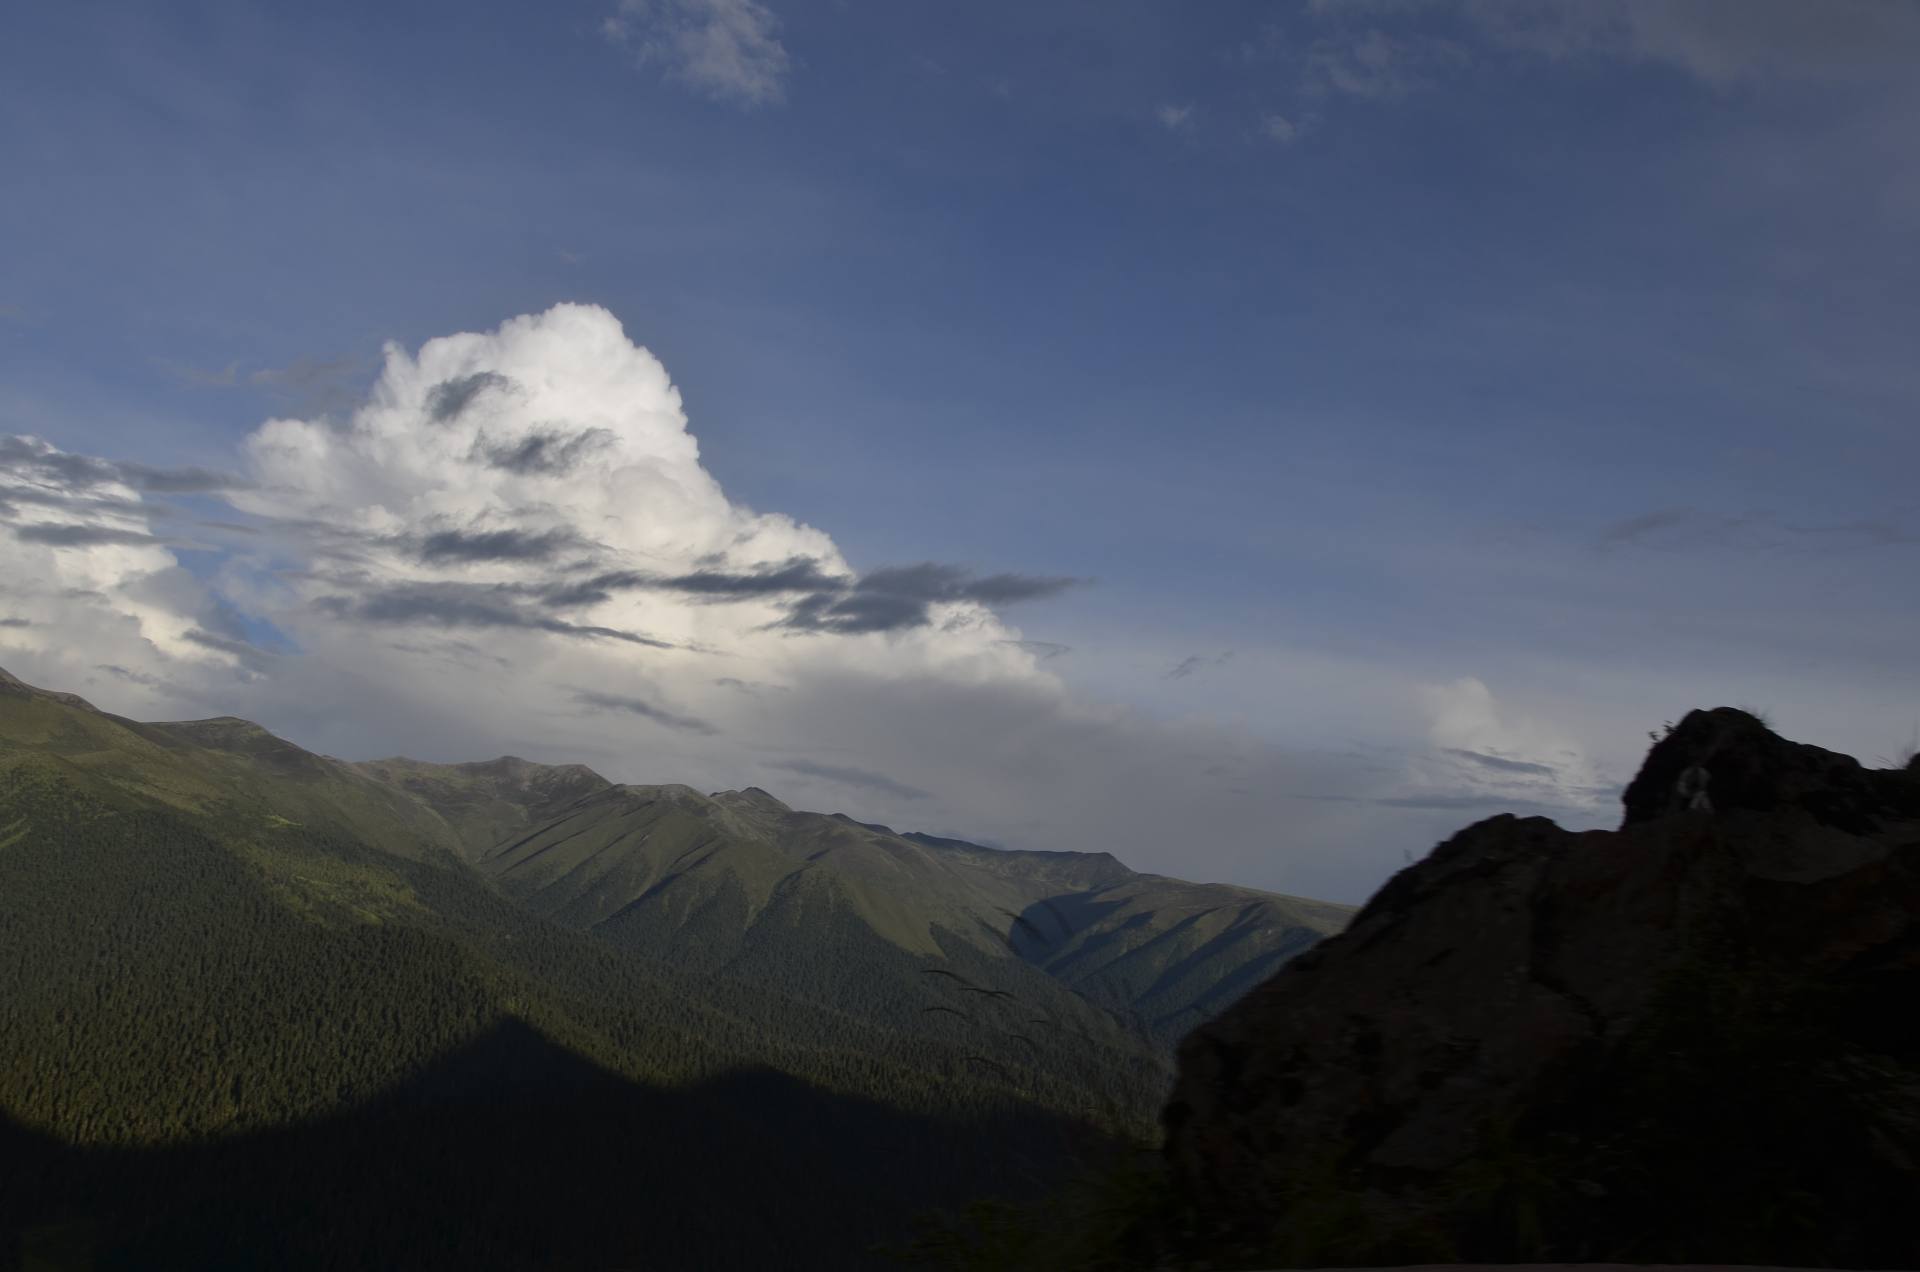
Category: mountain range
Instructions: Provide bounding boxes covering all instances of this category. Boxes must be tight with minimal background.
[0,666,1352,1269]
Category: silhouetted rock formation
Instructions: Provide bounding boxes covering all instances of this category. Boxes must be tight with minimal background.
[1159,708,1920,1268]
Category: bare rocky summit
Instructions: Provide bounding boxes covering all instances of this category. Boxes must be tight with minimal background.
[1159,708,1920,1268]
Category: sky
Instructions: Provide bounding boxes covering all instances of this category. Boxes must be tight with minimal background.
[1,0,1917,905]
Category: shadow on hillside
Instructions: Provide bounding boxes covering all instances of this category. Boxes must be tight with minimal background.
[0,1020,1106,1272]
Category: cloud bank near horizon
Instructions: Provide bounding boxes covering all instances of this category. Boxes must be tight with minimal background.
[0,304,1618,902]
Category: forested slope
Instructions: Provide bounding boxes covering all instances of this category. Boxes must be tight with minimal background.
[0,666,1349,1268]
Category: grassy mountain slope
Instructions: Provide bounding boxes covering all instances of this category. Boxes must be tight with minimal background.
[327,737,1356,1081]
[413,761,1354,1061]
[0,674,1142,1267]
[0,666,1353,1266]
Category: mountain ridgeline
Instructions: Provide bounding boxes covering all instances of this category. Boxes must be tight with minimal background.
[0,667,1351,1270]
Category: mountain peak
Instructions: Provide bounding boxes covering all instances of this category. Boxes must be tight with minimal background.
[1160,713,1920,1267]
[454,755,609,785]
[711,785,792,813]
[1622,704,1918,833]
[0,665,100,711]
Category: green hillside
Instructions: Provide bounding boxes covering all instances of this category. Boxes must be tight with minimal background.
[0,666,1351,1268]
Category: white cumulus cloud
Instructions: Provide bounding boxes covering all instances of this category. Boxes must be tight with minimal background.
[0,305,1515,903]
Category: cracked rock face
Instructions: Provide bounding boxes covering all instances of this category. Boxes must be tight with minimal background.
[1158,708,1920,1268]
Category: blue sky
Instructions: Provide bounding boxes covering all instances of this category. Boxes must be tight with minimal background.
[2,0,1917,903]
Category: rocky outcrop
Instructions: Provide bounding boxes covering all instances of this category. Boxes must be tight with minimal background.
[1159,708,1920,1269]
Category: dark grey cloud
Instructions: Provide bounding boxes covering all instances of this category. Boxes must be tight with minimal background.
[764,758,931,802]
[1442,747,1559,778]
[665,558,847,597]
[1167,651,1233,680]
[96,662,163,687]
[779,562,1082,635]
[526,572,645,609]
[0,617,31,628]
[14,523,163,548]
[519,558,843,610]
[0,437,124,489]
[314,582,674,648]
[505,555,1076,637]
[999,639,1072,660]
[0,434,245,496]
[414,527,583,564]
[573,689,716,735]
[474,426,614,475]
[714,676,790,695]
[426,372,514,422]
[781,589,926,635]
[1598,507,1917,552]
[0,485,150,518]
[1598,507,1696,546]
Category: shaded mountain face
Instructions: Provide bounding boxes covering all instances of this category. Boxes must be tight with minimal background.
[0,666,1351,1267]
[1158,707,1920,1269]
[0,1025,1102,1272]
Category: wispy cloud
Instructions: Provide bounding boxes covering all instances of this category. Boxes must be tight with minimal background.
[411,527,587,565]
[1304,26,1467,101]
[1597,507,1920,552]
[153,358,243,388]
[0,435,245,496]
[764,757,931,801]
[604,0,791,108]
[1259,113,1300,143]
[574,688,717,734]
[777,563,1082,635]
[1442,746,1558,778]
[1156,103,1195,130]
[998,639,1071,661]
[313,581,676,648]
[1291,0,1920,99]
[1167,650,1234,680]
[249,355,356,391]
[1462,0,1920,87]
[13,523,163,548]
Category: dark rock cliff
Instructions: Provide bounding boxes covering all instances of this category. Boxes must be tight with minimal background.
[1158,708,1920,1268]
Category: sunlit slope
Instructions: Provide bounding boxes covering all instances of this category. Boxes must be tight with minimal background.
[350,754,614,860]
[0,695,1136,1270]
[0,668,1170,1135]
[464,775,1357,1054]
[0,663,1352,1127]
[0,668,465,861]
